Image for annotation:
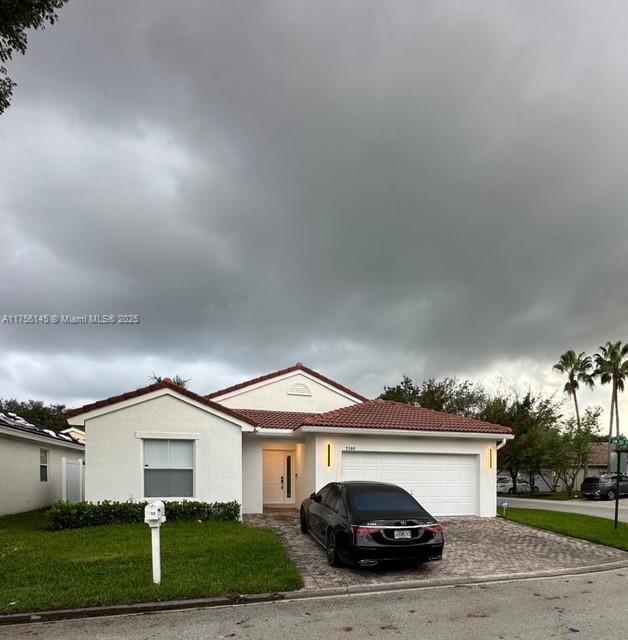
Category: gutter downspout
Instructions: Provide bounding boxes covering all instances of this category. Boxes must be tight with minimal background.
[494,438,507,478]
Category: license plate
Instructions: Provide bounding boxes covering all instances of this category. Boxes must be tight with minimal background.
[394,529,412,540]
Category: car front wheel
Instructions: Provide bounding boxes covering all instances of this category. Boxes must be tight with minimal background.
[607,489,617,501]
[300,508,309,534]
[326,530,341,567]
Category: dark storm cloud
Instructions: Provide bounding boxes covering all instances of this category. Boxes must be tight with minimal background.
[2,1,628,409]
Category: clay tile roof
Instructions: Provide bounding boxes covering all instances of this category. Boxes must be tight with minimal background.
[234,409,319,429]
[588,443,609,467]
[205,363,368,402]
[300,399,512,434]
[65,381,257,426]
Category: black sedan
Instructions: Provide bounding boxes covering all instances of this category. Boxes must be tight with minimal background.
[300,481,444,567]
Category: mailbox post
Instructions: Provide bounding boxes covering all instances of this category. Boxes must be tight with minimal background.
[144,500,166,584]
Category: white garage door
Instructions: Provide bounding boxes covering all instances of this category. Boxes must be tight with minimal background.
[341,451,478,516]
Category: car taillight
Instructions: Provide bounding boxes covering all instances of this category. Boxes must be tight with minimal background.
[424,524,444,536]
[351,525,383,536]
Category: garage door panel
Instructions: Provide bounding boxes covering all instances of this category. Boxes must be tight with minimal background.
[342,451,478,516]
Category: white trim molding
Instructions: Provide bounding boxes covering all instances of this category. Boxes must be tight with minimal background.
[68,388,255,432]
[135,431,200,440]
[210,369,364,405]
[297,426,514,440]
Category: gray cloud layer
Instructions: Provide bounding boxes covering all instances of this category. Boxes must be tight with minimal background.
[1,1,627,416]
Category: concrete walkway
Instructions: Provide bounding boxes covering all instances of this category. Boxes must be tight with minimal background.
[498,496,628,522]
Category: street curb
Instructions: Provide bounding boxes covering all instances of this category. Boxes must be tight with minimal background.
[3,559,628,626]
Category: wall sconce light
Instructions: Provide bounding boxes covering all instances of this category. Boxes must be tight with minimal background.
[327,443,331,467]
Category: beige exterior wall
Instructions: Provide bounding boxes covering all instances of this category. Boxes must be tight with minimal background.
[311,433,498,517]
[242,435,304,513]
[216,372,361,412]
[243,431,499,517]
[241,436,264,513]
[85,394,243,505]
[0,434,84,516]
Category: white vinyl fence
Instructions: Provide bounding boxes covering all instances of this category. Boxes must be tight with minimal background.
[62,457,85,502]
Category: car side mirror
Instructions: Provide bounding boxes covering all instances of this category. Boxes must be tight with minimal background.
[312,493,322,503]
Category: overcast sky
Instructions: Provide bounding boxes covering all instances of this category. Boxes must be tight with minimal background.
[1,1,627,425]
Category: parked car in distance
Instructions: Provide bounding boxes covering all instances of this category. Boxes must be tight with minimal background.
[497,475,538,494]
[300,481,444,567]
[581,474,628,500]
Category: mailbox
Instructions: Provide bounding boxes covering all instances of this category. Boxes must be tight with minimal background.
[144,500,166,527]
[144,500,166,584]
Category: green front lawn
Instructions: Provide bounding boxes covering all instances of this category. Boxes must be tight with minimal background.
[0,510,303,615]
[501,507,628,552]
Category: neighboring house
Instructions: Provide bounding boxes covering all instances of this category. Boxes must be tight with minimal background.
[578,443,626,483]
[583,443,609,479]
[66,363,512,517]
[61,426,86,444]
[0,411,85,516]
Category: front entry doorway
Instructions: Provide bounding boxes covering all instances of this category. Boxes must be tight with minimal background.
[263,450,295,505]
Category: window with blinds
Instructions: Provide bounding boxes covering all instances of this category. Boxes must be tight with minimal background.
[143,439,194,497]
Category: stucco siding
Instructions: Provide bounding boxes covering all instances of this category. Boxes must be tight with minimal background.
[311,434,497,517]
[85,394,242,505]
[0,435,83,516]
[217,372,360,412]
[298,435,317,506]
[242,435,313,513]
[242,436,263,513]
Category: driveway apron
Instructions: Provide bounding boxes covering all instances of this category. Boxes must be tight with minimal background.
[244,510,628,590]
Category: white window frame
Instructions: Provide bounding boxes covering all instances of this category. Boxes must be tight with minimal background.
[142,438,196,499]
[40,448,49,482]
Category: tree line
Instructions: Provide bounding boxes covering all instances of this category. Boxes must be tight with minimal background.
[380,340,628,495]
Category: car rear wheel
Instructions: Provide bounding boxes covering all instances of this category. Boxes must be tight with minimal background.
[326,530,341,567]
[607,489,617,501]
[300,508,308,534]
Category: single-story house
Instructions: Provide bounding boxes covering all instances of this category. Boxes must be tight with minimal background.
[0,411,85,516]
[66,363,512,517]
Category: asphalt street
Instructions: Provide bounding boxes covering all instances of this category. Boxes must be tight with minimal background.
[498,496,628,522]
[3,569,627,640]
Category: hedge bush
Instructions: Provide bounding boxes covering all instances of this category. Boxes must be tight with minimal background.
[48,500,240,530]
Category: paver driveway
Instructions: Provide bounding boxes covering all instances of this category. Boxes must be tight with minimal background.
[245,510,628,590]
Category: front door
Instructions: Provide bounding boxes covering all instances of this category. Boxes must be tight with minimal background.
[263,450,295,505]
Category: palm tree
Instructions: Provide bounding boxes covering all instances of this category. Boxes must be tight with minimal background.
[553,350,594,431]
[594,341,628,470]
[172,375,191,388]
[148,373,190,388]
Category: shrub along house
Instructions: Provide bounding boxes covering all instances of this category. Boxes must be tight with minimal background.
[66,363,512,517]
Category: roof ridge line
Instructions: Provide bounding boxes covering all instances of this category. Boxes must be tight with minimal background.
[205,363,369,401]
[65,381,257,426]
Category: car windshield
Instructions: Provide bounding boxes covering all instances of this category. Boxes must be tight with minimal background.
[347,487,427,516]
